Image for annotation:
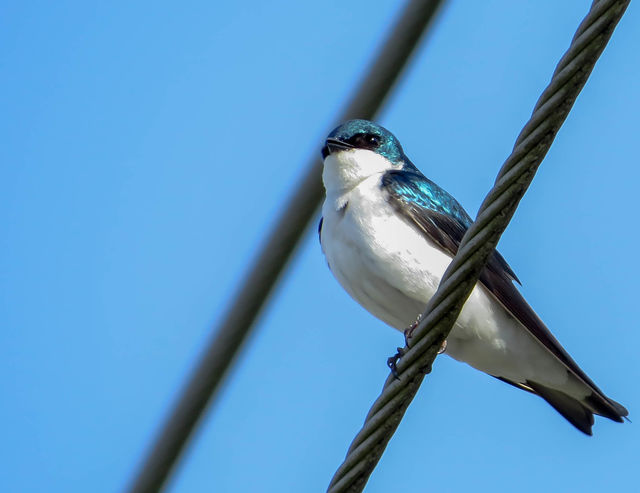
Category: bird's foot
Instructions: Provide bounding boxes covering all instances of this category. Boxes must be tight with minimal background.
[387,347,406,380]
[403,313,422,345]
[438,339,447,354]
[392,317,446,378]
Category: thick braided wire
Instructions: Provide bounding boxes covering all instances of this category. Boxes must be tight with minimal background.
[327,1,630,491]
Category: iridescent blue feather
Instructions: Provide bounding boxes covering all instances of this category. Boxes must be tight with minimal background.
[381,166,520,284]
[382,166,473,230]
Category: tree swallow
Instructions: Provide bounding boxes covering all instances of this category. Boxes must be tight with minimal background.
[318,119,627,435]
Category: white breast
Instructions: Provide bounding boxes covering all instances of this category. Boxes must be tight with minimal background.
[320,158,577,391]
[321,172,450,330]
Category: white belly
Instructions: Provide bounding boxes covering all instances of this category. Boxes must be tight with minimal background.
[320,175,576,390]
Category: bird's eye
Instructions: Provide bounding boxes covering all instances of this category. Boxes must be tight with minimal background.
[352,133,381,149]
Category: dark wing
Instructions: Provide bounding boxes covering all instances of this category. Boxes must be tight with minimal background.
[381,170,627,424]
[381,169,519,285]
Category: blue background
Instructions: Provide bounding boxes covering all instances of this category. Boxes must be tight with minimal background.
[2,1,638,492]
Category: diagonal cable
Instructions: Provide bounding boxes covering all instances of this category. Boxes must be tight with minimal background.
[125,1,447,492]
[327,1,630,492]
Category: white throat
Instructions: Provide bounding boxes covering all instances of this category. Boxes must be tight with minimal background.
[322,149,395,200]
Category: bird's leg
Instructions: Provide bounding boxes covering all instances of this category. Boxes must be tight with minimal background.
[390,316,448,378]
[405,314,448,354]
[389,314,424,379]
[403,313,422,345]
[387,347,406,380]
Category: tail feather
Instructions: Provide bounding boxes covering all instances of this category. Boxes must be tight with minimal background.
[495,376,628,435]
[527,381,595,435]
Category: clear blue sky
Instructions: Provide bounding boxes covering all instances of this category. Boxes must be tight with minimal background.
[1,1,638,492]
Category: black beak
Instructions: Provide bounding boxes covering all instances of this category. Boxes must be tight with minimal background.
[321,138,353,159]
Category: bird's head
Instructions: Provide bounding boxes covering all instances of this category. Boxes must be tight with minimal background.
[321,119,409,194]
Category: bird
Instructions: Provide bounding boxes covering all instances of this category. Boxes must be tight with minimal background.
[318,118,627,435]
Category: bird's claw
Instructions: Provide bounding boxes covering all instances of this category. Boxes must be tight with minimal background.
[438,339,447,354]
[403,313,422,345]
[387,347,406,380]
[392,316,446,378]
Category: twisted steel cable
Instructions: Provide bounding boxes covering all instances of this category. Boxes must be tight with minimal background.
[327,1,630,492]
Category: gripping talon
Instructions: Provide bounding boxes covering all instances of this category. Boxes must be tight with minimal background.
[438,339,447,354]
[387,347,406,379]
[404,313,422,345]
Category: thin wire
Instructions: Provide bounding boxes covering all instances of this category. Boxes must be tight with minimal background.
[327,1,629,491]
[125,1,447,492]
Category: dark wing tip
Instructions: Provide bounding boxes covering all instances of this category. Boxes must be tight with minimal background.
[491,250,521,285]
[608,398,629,418]
[584,393,628,422]
[609,398,629,418]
